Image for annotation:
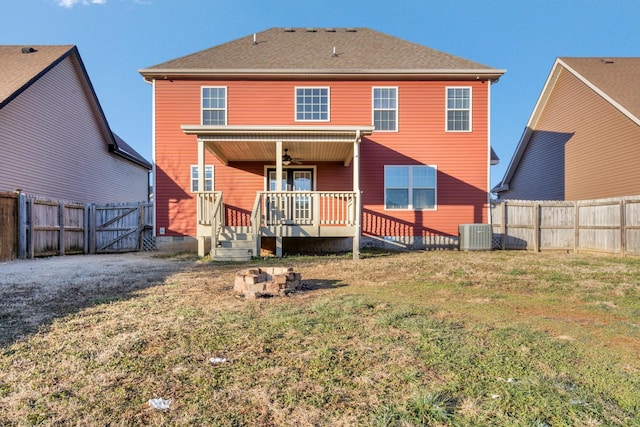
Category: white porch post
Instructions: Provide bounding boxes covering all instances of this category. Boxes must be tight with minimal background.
[275,140,283,257]
[197,137,206,257]
[353,131,361,260]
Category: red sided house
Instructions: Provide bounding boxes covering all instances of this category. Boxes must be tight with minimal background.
[139,28,505,259]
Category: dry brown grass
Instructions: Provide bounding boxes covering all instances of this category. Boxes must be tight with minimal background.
[1,250,639,425]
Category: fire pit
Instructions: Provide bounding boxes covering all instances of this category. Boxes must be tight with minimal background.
[234,267,301,299]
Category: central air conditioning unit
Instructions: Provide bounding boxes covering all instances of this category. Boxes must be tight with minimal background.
[458,224,492,251]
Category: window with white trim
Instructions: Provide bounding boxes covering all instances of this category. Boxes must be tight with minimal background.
[295,87,329,121]
[202,87,227,125]
[373,87,398,131]
[384,165,436,210]
[190,165,214,192]
[446,87,471,131]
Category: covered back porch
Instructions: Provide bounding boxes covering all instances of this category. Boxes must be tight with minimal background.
[182,125,374,260]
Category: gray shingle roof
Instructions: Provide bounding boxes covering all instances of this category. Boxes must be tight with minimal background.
[140,28,504,78]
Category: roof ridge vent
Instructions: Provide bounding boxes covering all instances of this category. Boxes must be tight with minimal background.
[284,28,295,32]
[306,28,317,32]
[325,28,336,32]
[602,58,614,64]
[21,47,37,54]
[346,28,357,32]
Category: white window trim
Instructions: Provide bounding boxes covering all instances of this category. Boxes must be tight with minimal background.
[201,86,227,126]
[384,165,437,211]
[294,86,330,122]
[445,86,472,132]
[190,164,214,193]
[372,86,399,132]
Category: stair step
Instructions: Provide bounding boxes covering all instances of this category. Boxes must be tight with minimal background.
[219,240,255,249]
[212,247,252,262]
[219,233,254,241]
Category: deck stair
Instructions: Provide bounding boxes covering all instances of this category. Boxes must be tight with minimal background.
[211,226,255,261]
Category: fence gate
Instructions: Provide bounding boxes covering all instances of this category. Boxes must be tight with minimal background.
[92,203,151,253]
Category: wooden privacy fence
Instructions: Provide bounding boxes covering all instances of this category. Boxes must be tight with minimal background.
[0,192,18,261]
[0,193,153,260]
[491,196,640,255]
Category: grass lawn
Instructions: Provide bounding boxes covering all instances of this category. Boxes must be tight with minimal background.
[1,250,639,426]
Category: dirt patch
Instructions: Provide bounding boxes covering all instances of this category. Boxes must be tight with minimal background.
[0,253,193,346]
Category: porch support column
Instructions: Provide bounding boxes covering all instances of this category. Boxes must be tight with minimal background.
[197,137,206,257]
[353,131,361,260]
[275,140,283,190]
[275,140,283,257]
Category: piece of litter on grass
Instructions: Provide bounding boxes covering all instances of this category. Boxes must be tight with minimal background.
[490,394,501,399]
[148,398,171,410]
[209,357,229,365]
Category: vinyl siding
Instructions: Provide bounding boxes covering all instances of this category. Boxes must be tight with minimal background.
[155,79,490,237]
[503,66,640,201]
[0,56,149,203]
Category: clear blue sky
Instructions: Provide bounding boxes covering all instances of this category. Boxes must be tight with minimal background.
[3,0,639,188]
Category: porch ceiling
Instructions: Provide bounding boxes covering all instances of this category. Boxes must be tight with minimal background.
[181,125,374,166]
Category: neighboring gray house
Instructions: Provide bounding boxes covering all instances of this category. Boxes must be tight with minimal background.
[0,45,151,203]
[494,57,640,201]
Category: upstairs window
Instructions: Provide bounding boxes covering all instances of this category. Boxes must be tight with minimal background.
[373,87,398,131]
[296,87,329,121]
[202,87,227,125]
[446,87,471,131]
[385,165,436,210]
[190,165,213,192]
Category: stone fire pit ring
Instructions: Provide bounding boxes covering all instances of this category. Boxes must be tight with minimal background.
[234,267,301,299]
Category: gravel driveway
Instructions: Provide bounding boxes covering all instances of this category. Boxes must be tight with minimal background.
[0,253,194,346]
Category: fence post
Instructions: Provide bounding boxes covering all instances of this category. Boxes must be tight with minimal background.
[18,193,27,259]
[620,200,626,257]
[574,201,580,254]
[27,198,34,259]
[138,202,145,251]
[534,203,540,252]
[90,204,97,254]
[84,203,91,254]
[58,202,65,256]
[501,202,507,250]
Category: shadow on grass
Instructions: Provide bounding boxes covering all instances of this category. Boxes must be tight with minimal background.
[302,279,348,291]
[0,254,195,349]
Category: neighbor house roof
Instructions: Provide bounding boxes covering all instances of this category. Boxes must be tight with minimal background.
[139,27,505,80]
[0,45,151,169]
[0,45,75,107]
[493,57,640,194]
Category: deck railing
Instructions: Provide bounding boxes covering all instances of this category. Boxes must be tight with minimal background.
[197,192,223,227]
[254,191,356,226]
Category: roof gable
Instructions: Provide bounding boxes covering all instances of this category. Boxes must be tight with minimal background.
[0,45,151,170]
[140,28,505,79]
[0,45,75,108]
[494,56,640,194]
[560,57,640,123]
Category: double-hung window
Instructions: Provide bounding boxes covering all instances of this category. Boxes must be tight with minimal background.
[373,87,398,131]
[385,165,436,210]
[190,165,213,192]
[446,87,471,131]
[202,87,227,125]
[295,87,329,121]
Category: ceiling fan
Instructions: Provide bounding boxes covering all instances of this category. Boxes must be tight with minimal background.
[282,148,303,165]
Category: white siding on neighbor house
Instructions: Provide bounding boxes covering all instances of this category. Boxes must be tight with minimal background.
[0,55,148,203]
